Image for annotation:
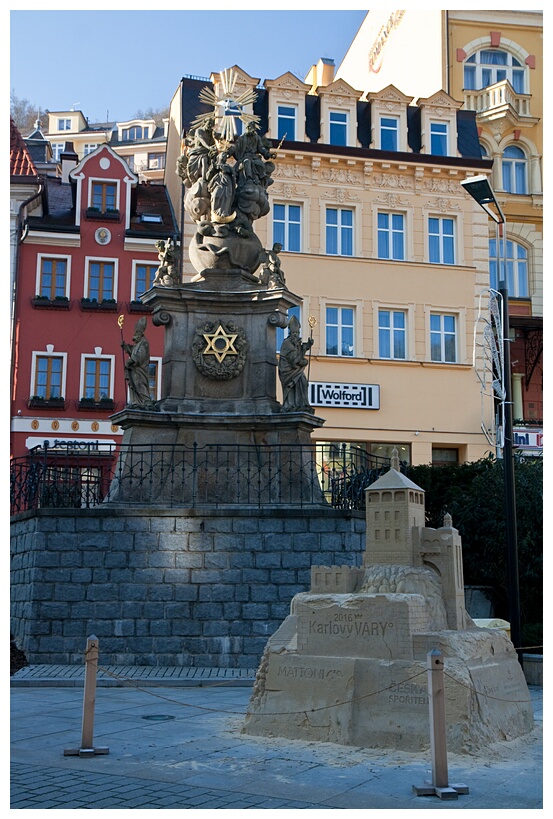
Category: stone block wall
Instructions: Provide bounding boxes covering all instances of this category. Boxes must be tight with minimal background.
[10,507,365,668]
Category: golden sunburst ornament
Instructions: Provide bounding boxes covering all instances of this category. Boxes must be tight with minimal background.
[191,67,260,142]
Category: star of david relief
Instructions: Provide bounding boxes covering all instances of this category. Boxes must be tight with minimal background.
[202,324,239,363]
[192,320,247,380]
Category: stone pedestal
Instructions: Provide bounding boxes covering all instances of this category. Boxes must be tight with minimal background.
[109,270,325,506]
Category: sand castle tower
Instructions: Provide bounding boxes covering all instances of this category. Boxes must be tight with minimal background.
[243,452,533,754]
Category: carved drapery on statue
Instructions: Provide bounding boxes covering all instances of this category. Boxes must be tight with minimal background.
[121,317,156,409]
[278,316,314,414]
[177,71,278,278]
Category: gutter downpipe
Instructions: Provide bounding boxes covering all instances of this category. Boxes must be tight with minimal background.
[10,181,44,442]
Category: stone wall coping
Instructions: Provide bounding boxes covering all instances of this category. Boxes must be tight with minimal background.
[11,506,365,522]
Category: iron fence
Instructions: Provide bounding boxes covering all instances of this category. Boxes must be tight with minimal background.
[10,442,391,515]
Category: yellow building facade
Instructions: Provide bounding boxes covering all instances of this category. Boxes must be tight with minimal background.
[337,9,543,442]
[165,62,496,467]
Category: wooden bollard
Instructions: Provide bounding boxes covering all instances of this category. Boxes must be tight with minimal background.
[412,649,468,799]
[64,635,109,757]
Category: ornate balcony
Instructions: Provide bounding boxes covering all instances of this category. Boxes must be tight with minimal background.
[464,80,539,127]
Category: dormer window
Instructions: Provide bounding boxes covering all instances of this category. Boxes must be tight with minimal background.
[58,118,71,131]
[277,106,297,141]
[92,182,117,212]
[430,122,448,156]
[122,126,149,141]
[464,50,525,93]
[329,111,348,146]
[380,117,399,151]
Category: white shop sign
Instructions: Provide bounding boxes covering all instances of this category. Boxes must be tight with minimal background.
[309,382,380,409]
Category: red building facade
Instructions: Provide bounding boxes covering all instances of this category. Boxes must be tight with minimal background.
[11,142,178,462]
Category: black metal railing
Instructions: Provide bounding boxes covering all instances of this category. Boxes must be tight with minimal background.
[10,442,391,515]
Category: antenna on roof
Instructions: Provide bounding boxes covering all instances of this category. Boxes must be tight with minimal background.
[71,102,80,111]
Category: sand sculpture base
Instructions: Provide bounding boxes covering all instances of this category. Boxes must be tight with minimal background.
[243,576,534,755]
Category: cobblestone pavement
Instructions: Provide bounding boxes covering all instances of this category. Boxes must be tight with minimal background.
[10,671,543,811]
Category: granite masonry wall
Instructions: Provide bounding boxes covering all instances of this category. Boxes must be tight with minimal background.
[10,506,365,668]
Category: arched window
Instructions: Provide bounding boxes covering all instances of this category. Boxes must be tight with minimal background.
[502,145,527,194]
[464,50,526,93]
[489,238,529,298]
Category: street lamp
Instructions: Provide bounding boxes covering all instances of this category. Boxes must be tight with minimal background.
[461,174,523,667]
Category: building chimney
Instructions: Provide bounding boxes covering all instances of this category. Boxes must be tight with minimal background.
[305,58,335,93]
[60,141,78,184]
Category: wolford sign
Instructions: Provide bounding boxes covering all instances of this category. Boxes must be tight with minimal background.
[309,382,380,410]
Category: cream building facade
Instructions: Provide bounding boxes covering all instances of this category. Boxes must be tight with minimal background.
[337,9,543,440]
[165,64,494,467]
[42,110,168,182]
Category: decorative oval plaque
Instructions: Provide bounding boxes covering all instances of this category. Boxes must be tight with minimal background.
[192,319,247,380]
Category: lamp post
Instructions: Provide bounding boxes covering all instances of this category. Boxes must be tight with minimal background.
[461,174,523,667]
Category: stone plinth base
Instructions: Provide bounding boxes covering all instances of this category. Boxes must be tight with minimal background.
[243,591,534,754]
[10,507,365,668]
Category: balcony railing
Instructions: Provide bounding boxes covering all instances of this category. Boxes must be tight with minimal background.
[464,80,533,119]
[10,442,391,515]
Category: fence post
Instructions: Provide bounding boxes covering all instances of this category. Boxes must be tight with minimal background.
[412,649,468,799]
[64,635,109,757]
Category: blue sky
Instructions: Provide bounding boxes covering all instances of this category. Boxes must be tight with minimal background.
[9,5,368,124]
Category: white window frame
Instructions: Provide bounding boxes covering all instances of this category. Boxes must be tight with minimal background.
[427,215,456,265]
[83,144,98,156]
[51,143,64,162]
[84,255,119,301]
[373,302,415,361]
[35,253,72,299]
[489,237,529,298]
[428,312,458,364]
[329,110,348,147]
[463,49,527,94]
[325,205,355,257]
[30,346,68,399]
[148,357,162,401]
[131,259,158,300]
[80,349,115,401]
[324,304,356,358]
[272,202,303,252]
[277,104,297,142]
[430,121,449,156]
[501,145,528,194]
[58,118,71,131]
[377,308,408,360]
[376,210,406,260]
[379,115,399,151]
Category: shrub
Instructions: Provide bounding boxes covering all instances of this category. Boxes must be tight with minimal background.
[405,455,543,650]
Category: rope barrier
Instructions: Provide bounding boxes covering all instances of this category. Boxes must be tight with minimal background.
[96,661,537,718]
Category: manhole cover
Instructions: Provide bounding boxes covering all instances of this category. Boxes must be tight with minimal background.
[141,714,175,721]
